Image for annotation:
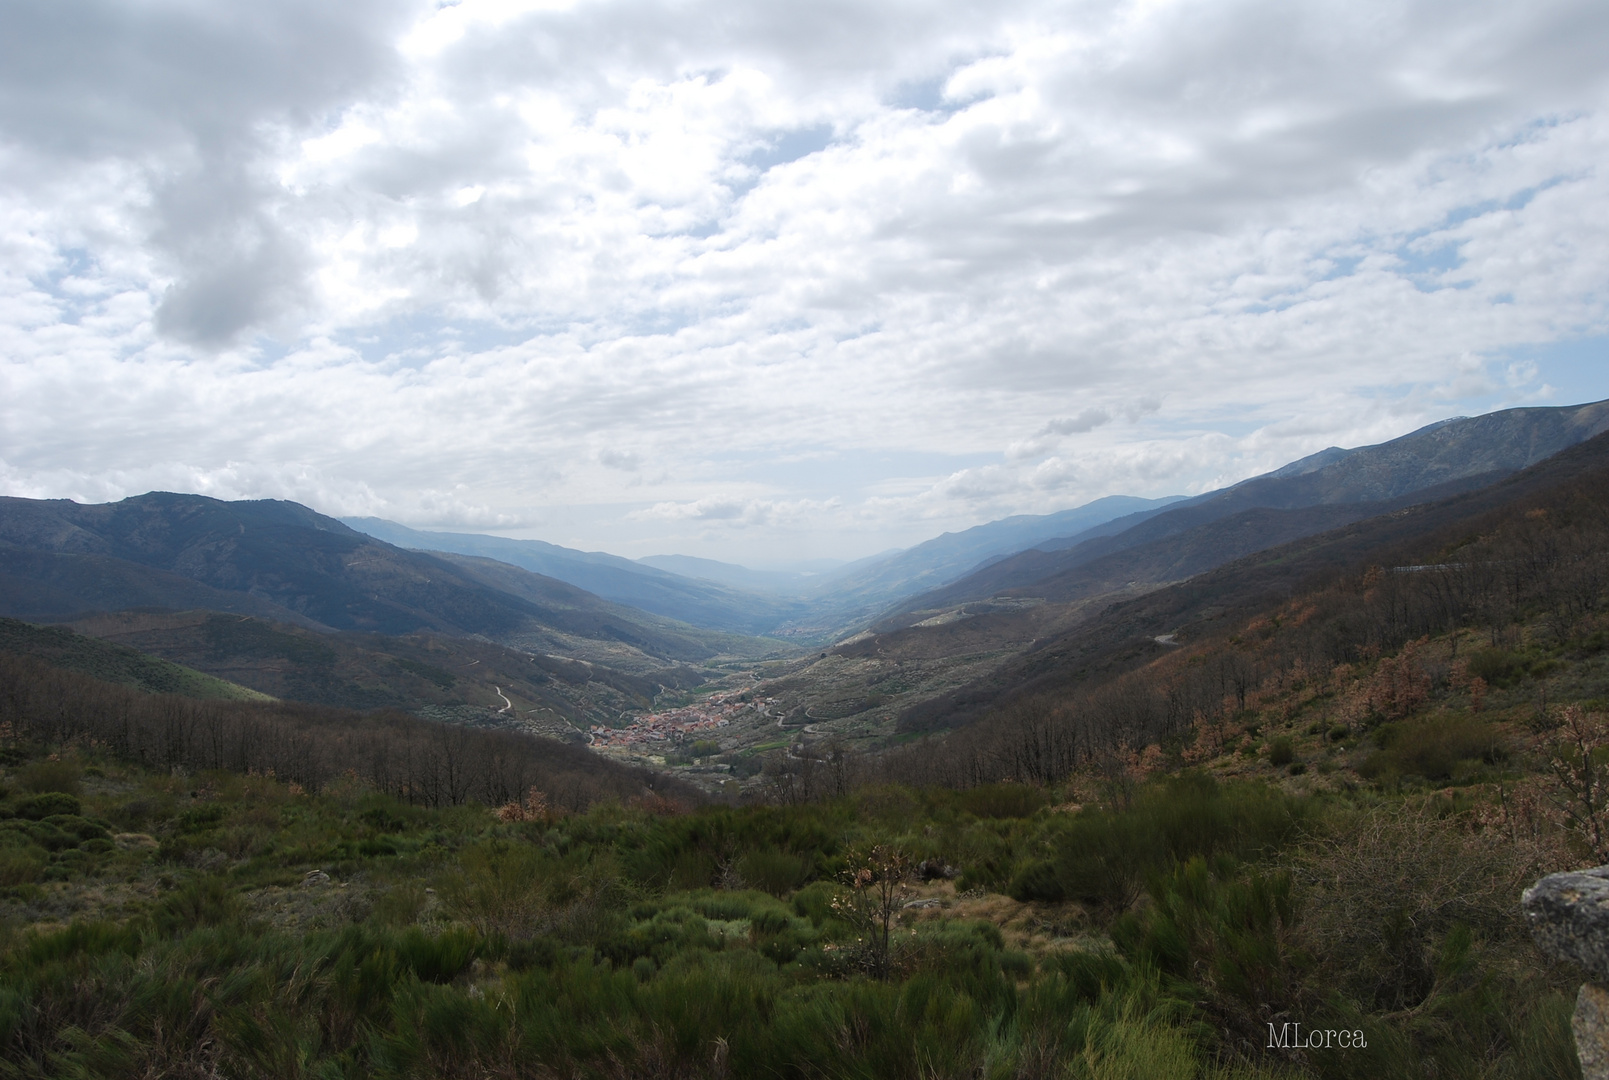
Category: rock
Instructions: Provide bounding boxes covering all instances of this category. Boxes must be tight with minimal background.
[302,869,332,888]
[1522,866,1609,982]
[1577,984,1609,1080]
[113,832,158,851]
[903,898,943,910]
[916,860,959,882]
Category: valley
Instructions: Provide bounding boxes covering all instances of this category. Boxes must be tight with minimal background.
[3,398,1609,1079]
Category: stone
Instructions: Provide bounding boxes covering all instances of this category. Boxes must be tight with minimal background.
[916,860,959,882]
[1522,866,1609,983]
[1577,984,1609,1080]
[302,869,332,887]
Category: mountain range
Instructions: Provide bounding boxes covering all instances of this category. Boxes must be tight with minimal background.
[1,397,1605,753]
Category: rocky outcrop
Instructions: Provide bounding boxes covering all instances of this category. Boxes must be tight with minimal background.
[1523,866,1609,1079]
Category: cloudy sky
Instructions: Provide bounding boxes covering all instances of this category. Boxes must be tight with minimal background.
[2,0,1607,566]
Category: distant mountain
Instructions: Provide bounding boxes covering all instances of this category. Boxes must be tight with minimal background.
[343,518,805,637]
[0,493,764,667]
[637,554,822,595]
[822,495,1183,599]
[888,400,1609,617]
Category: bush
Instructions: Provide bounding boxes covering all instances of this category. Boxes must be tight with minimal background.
[18,757,81,797]
[1359,717,1507,782]
[1268,737,1295,767]
[152,876,242,936]
[16,791,81,819]
[1014,775,1308,909]
[737,850,812,895]
[956,783,1049,819]
[1467,647,1526,688]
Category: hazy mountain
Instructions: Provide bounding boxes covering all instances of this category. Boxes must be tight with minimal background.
[888,400,1609,617]
[343,518,806,637]
[0,493,764,666]
[637,554,825,595]
[345,498,1181,637]
[811,495,1183,605]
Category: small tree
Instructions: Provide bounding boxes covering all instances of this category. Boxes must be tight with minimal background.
[1543,706,1609,863]
[832,844,911,979]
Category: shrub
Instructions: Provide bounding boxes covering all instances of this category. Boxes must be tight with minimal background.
[18,757,81,797]
[152,876,242,936]
[1015,775,1308,909]
[957,783,1049,819]
[737,849,811,895]
[0,843,47,886]
[1467,647,1525,688]
[1359,717,1507,783]
[1268,737,1295,767]
[16,792,81,819]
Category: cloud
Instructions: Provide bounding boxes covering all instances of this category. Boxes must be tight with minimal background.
[597,447,643,471]
[1,0,1608,562]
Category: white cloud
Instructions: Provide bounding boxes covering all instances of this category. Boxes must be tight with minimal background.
[1,0,1607,563]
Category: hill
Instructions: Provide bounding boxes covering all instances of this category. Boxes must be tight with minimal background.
[888,422,1609,734]
[718,414,1609,750]
[0,493,781,670]
[890,400,1609,618]
[0,616,271,701]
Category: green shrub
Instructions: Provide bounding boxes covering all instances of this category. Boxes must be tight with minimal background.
[957,783,1049,819]
[1268,736,1295,767]
[0,843,47,886]
[1467,647,1525,688]
[737,849,811,895]
[394,925,480,983]
[1359,717,1507,782]
[152,876,242,936]
[18,757,81,796]
[791,880,841,926]
[16,791,81,819]
[1015,775,1307,909]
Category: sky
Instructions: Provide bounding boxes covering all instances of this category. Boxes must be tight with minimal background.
[2,0,1608,568]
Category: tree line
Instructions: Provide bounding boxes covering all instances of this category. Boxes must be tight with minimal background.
[0,655,692,810]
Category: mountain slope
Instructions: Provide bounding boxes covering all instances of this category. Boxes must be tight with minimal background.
[890,400,1609,616]
[0,493,769,666]
[892,424,1609,732]
[795,495,1183,623]
[61,608,708,733]
[342,518,805,636]
[0,616,272,701]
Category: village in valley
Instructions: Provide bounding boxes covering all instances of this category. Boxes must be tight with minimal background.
[588,692,773,754]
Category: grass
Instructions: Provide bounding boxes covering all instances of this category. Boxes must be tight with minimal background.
[0,725,1581,1079]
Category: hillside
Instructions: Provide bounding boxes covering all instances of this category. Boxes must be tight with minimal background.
[708,423,1609,754]
[53,609,720,738]
[889,423,1609,735]
[0,493,784,671]
[0,617,271,702]
[349,495,1182,639]
[886,399,1609,619]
